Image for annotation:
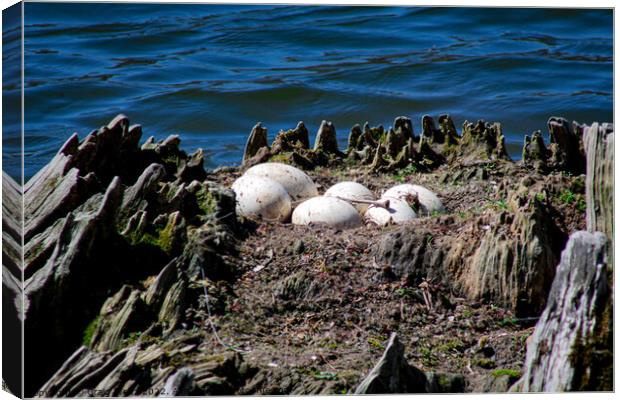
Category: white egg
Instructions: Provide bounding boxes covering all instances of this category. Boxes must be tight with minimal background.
[382,184,444,215]
[364,197,417,226]
[244,162,318,201]
[292,196,362,229]
[231,175,292,222]
[324,181,375,213]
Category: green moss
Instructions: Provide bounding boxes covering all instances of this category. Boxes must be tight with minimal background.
[196,187,217,216]
[82,316,100,346]
[476,358,496,369]
[491,369,521,379]
[128,218,177,254]
[158,221,176,253]
[162,154,180,166]
[269,153,293,164]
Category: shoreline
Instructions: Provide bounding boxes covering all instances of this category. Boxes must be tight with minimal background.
[3,113,613,396]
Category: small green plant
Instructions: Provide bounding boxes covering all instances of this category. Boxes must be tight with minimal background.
[121,331,143,347]
[462,309,473,318]
[557,189,587,212]
[483,162,497,172]
[486,198,508,211]
[491,369,521,379]
[495,200,508,211]
[437,339,466,353]
[498,317,518,327]
[313,371,338,381]
[576,196,587,212]
[559,190,577,204]
[325,342,339,350]
[393,164,418,182]
[367,335,387,351]
[476,358,497,369]
[535,193,546,202]
[420,346,439,367]
[395,287,417,300]
[162,154,180,166]
[519,333,530,346]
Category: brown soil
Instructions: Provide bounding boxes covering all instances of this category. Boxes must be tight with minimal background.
[192,161,586,393]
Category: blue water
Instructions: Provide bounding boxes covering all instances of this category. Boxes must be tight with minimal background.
[4,4,614,180]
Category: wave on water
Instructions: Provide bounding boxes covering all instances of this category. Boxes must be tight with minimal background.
[2,4,612,180]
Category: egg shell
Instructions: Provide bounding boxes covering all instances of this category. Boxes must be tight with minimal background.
[364,197,417,226]
[324,181,375,213]
[292,196,362,229]
[382,184,444,215]
[232,175,292,222]
[244,162,318,201]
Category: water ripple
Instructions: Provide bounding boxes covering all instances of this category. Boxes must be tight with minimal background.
[8,3,613,180]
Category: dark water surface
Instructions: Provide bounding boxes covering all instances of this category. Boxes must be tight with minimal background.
[6,3,614,180]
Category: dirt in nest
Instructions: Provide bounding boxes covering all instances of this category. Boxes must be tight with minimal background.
[198,161,586,393]
[216,222,528,393]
